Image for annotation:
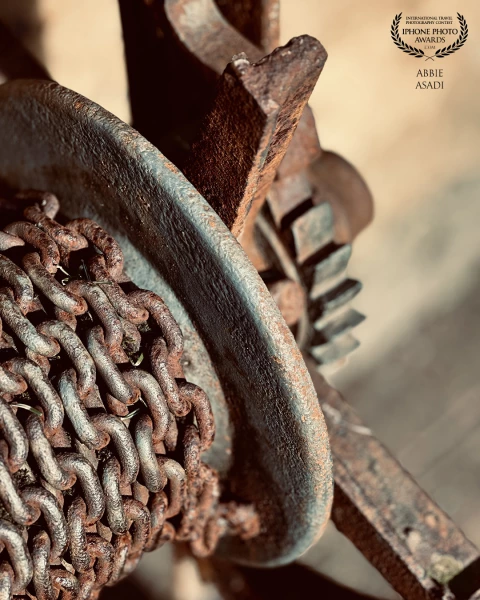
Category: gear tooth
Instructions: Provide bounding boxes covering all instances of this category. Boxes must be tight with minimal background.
[310,332,360,366]
[291,202,334,265]
[302,243,352,298]
[309,278,362,323]
[267,175,313,229]
[311,309,365,346]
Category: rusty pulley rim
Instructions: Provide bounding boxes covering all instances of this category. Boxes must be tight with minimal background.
[0,79,332,567]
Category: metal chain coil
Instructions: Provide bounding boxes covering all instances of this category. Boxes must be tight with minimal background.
[0,190,259,600]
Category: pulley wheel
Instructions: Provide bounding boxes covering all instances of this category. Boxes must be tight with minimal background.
[0,79,332,567]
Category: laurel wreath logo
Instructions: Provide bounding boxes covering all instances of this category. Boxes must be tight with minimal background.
[391,13,468,61]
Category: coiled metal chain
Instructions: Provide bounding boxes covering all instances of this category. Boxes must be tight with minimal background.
[0,190,259,600]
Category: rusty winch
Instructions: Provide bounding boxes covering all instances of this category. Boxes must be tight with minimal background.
[0,2,479,600]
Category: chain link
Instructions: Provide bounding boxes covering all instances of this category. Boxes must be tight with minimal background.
[0,191,259,599]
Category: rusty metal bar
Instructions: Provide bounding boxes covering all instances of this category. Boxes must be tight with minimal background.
[308,359,480,600]
[119,0,373,248]
[184,35,325,239]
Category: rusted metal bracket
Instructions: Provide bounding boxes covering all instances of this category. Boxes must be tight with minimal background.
[184,35,325,240]
[308,360,480,600]
[181,30,365,368]
[119,0,372,247]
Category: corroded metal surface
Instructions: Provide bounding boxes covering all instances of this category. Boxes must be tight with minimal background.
[308,360,480,600]
[119,0,372,249]
[0,80,333,569]
[0,193,259,598]
[182,31,365,368]
[184,35,325,239]
[152,2,367,368]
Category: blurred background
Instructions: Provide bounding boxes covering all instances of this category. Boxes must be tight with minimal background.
[0,0,479,597]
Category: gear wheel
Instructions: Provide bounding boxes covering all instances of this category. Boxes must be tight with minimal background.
[257,197,363,370]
